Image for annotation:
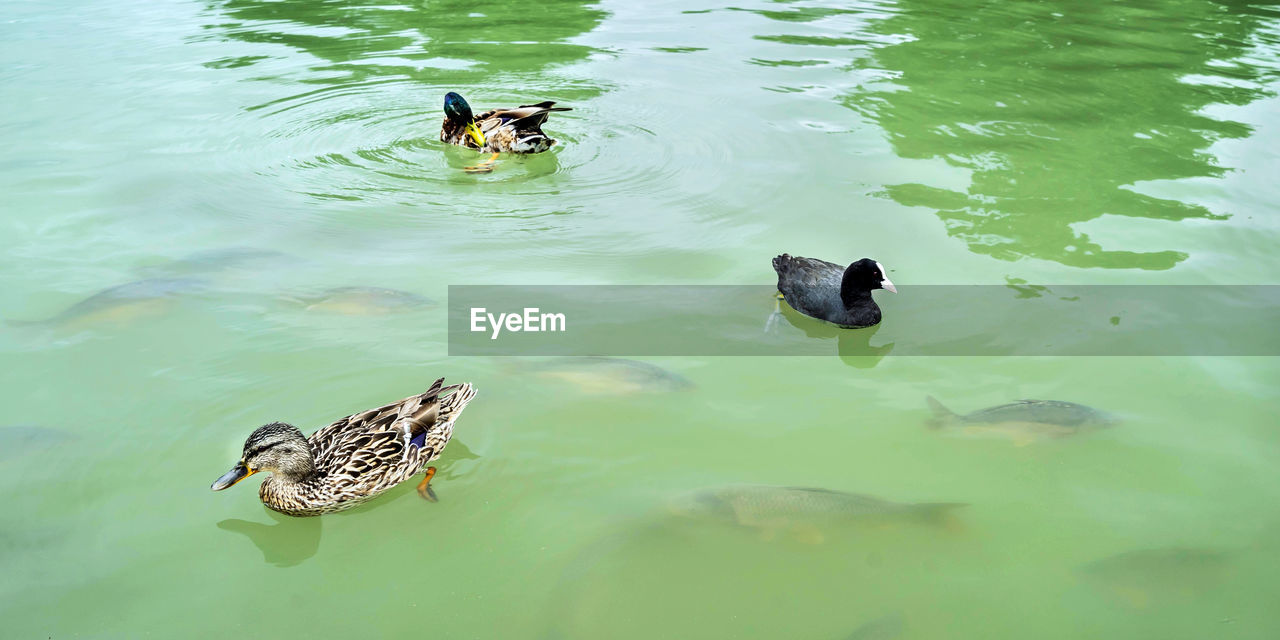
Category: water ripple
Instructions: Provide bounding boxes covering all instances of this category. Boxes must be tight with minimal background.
[742,0,1280,270]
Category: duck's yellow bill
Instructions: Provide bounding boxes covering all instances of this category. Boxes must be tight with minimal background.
[211,463,257,491]
[465,122,486,148]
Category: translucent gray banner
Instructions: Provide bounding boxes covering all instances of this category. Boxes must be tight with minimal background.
[447,285,1279,356]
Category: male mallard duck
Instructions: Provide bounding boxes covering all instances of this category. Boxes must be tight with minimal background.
[772,255,896,328]
[440,91,571,155]
[211,378,476,516]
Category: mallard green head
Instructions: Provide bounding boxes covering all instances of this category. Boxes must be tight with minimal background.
[211,422,316,491]
[443,92,486,148]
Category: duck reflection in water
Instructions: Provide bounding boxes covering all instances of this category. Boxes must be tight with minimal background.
[217,512,322,568]
[766,297,894,368]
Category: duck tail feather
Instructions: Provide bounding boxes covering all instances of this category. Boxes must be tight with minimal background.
[437,382,478,424]
[398,378,445,434]
[518,101,572,112]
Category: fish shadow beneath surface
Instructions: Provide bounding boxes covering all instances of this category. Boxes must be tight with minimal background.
[0,425,72,461]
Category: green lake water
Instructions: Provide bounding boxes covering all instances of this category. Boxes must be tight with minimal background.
[2,0,1279,637]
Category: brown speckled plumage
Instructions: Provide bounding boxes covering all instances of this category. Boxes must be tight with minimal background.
[441,101,571,153]
[222,379,476,516]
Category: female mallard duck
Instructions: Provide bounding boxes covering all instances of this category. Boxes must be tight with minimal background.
[211,378,476,516]
[772,254,896,328]
[440,91,571,154]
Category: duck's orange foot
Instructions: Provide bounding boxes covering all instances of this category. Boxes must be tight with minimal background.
[416,466,438,502]
[464,153,501,174]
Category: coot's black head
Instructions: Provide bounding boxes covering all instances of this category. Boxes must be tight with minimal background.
[842,258,897,294]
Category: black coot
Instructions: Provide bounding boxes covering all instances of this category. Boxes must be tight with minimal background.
[772,254,896,328]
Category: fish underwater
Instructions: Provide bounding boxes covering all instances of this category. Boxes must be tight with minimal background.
[517,357,693,394]
[143,247,292,277]
[925,396,1115,446]
[1077,547,1229,608]
[0,425,71,461]
[10,278,206,328]
[287,286,435,315]
[669,485,965,543]
[841,613,905,640]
